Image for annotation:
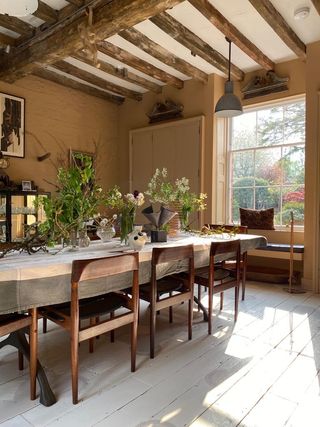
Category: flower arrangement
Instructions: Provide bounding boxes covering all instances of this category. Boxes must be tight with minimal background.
[145,168,207,231]
[105,186,144,243]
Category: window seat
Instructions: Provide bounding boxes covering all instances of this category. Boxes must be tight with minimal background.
[248,243,304,261]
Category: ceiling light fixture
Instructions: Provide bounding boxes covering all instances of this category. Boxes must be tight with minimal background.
[0,0,38,17]
[294,6,310,20]
[215,38,243,118]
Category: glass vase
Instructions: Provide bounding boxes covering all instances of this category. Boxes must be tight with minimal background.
[96,226,115,242]
[79,228,90,248]
[120,210,134,245]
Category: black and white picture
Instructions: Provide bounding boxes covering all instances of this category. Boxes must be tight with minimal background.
[0,93,25,158]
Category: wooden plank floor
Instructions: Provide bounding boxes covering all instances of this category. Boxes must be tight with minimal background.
[1,281,320,427]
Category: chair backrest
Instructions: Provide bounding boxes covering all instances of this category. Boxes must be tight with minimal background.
[205,224,248,234]
[151,244,194,282]
[209,240,241,283]
[71,253,139,284]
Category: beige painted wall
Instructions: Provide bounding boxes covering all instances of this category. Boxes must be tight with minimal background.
[118,74,224,224]
[0,75,120,193]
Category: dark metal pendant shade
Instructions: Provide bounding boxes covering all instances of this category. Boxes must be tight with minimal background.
[215,39,243,118]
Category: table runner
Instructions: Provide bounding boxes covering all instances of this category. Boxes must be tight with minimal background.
[0,234,266,314]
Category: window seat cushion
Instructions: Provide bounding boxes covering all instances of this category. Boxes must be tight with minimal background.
[256,243,304,253]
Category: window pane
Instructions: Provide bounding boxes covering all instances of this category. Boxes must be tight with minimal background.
[282,145,305,185]
[255,147,282,185]
[231,151,254,184]
[232,111,256,149]
[231,187,254,222]
[255,187,281,224]
[257,106,283,146]
[281,185,305,225]
[284,102,305,144]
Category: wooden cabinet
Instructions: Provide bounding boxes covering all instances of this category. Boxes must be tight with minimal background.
[0,190,49,242]
[129,116,205,226]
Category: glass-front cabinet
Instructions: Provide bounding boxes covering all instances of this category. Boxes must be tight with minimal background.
[0,190,49,242]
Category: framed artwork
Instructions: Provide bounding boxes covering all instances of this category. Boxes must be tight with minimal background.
[69,149,95,168]
[0,93,25,158]
[21,180,32,191]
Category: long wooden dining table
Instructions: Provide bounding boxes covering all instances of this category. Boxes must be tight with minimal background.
[0,233,266,406]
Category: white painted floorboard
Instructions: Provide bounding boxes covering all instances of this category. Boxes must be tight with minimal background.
[1,282,320,427]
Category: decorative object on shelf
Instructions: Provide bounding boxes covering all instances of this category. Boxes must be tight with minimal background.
[142,205,176,243]
[127,226,148,251]
[0,93,25,158]
[0,152,9,169]
[21,180,32,191]
[147,99,183,123]
[105,186,144,244]
[241,71,289,99]
[37,153,105,247]
[0,0,38,17]
[215,38,242,117]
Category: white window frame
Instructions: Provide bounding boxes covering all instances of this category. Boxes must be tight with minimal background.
[226,95,306,231]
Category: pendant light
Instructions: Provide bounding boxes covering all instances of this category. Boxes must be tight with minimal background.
[0,0,38,17]
[215,38,243,118]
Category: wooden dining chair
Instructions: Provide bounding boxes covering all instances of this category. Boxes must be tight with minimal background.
[204,224,248,300]
[194,240,241,335]
[40,253,139,404]
[0,311,37,400]
[139,244,194,358]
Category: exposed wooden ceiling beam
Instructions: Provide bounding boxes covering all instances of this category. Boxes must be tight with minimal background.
[189,0,274,70]
[0,15,35,37]
[311,0,320,15]
[150,12,244,81]
[73,50,162,93]
[98,41,184,89]
[33,68,124,104]
[0,33,16,47]
[33,1,58,24]
[120,28,208,83]
[58,3,79,20]
[0,0,184,82]
[52,60,143,101]
[248,0,306,59]
[66,0,85,6]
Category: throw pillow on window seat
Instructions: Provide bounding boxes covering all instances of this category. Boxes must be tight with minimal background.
[239,208,275,230]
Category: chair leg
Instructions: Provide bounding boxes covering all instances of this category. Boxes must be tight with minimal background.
[71,313,79,404]
[150,303,156,359]
[29,308,37,401]
[89,318,95,353]
[220,292,224,311]
[197,284,201,312]
[169,292,173,323]
[131,315,138,373]
[188,298,193,340]
[96,316,100,340]
[235,286,239,322]
[18,350,24,370]
[242,253,247,301]
[208,285,213,335]
[42,318,47,334]
[110,312,115,343]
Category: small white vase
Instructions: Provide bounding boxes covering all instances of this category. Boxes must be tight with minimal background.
[127,229,148,251]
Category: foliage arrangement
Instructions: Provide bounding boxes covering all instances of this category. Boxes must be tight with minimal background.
[145,168,176,205]
[37,153,105,244]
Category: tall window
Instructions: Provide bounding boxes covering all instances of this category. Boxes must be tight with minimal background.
[228,99,305,226]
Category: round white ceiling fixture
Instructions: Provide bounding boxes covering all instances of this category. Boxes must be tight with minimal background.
[0,0,38,17]
[294,6,310,20]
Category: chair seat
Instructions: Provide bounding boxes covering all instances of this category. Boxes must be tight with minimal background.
[43,293,127,321]
[140,275,184,298]
[195,267,232,282]
[0,313,28,326]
